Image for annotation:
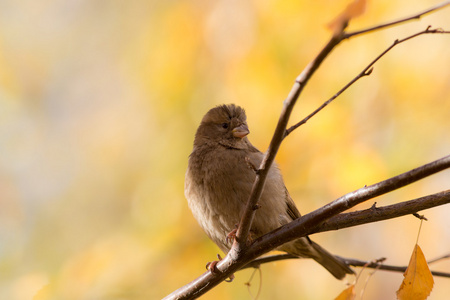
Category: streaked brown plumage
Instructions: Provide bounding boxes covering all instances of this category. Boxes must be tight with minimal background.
[185,104,353,279]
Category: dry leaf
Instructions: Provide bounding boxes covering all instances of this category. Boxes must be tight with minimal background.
[335,284,356,300]
[328,0,367,35]
[396,244,434,300]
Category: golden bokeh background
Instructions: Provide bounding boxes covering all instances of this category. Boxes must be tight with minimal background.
[0,0,449,299]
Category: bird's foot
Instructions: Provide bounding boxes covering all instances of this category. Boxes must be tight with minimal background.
[226,225,254,246]
[205,254,235,282]
[226,228,238,244]
[205,257,220,273]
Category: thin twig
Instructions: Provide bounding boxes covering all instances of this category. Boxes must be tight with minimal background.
[341,256,450,278]
[360,258,385,300]
[285,66,372,137]
[285,26,450,136]
[245,267,262,300]
[344,0,450,39]
[242,254,450,278]
[428,254,450,264]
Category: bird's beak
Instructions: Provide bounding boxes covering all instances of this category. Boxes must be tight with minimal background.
[232,124,250,138]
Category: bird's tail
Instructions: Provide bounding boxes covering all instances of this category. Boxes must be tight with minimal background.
[309,240,354,280]
[283,238,354,280]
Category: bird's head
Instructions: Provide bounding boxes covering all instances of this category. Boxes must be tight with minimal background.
[194,104,250,148]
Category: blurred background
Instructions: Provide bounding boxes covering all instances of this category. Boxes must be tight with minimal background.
[0,0,449,299]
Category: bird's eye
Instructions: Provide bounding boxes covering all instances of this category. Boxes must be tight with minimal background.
[221,123,229,129]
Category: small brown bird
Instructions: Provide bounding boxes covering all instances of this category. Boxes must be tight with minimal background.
[185,104,353,279]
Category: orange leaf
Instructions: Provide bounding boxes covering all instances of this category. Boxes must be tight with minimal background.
[335,284,356,300]
[328,0,367,35]
[396,244,434,300]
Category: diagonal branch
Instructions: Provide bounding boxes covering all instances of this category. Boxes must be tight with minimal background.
[231,26,343,258]
[241,190,450,270]
[313,189,450,233]
[247,155,450,258]
[344,0,450,39]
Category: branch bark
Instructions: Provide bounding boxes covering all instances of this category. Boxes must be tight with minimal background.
[342,257,450,278]
[286,26,450,136]
[246,155,450,259]
[242,254,450,278]
[343,0,450,39]
[241,189,450,272]
[314,190,450,233]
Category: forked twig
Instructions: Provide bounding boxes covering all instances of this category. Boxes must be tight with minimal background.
[242,254,450,278]
[344,0,450,39]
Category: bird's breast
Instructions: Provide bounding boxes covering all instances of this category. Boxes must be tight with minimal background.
[186,145,290,251]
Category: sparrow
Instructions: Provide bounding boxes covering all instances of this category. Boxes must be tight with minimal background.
[185,104,353,279]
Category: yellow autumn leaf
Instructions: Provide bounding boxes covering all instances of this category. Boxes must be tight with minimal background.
[328,0,367,35]
[335,284,356,300]
[396,244,434,300]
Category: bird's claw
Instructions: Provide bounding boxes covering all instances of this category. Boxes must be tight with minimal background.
[225,273,235,282]
[206,260,219,273]
[206,254,223,273]
[226,228,238,244]
[205,254,235,282]
[226,225,255,246]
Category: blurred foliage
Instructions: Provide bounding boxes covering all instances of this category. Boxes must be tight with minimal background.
[0,0,449,299]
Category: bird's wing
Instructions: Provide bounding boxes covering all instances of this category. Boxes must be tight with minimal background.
[284,187,302,220]
[245,139,301,221]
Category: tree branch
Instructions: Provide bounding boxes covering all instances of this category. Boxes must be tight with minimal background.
[341,257,450,278]
[343,0,450,39]
[232,33,343,258]
[241,189,450,271]
[313,190,450,233]
[286,26,450,136]
[250,155,450,256]
[242,254,450,278]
